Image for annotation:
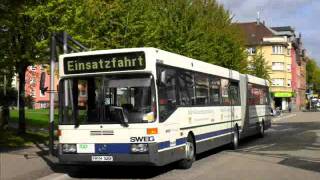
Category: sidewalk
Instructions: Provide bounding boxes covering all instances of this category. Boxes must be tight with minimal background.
[272,112,297,122]
[0,144,58,180]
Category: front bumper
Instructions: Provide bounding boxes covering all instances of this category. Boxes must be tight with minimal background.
[58,143,160,166]
[59,153,157,166]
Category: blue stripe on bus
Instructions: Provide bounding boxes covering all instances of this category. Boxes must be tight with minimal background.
[158,127,235,150]
[195,128,232,141]
[95,143,131,154]
[158,141,170,150]
[94,127,240,153]
[176,138,187,145]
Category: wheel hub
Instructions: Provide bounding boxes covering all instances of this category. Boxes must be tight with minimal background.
[234,131,238,145]
[185,142,194,160]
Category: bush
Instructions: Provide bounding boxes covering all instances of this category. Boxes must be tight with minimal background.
[25,95,35,109]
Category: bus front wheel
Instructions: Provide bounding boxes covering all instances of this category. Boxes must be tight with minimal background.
[178,135,195,169]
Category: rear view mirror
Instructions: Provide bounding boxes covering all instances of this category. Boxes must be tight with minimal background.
[160,70,166,84]
[40,72,48,94]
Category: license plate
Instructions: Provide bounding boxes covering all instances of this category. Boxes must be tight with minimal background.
[91,156,113,162]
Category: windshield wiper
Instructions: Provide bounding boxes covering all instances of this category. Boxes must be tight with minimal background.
[109,106,129,127]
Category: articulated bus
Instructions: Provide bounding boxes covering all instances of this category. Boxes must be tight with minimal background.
[58,48,271,169]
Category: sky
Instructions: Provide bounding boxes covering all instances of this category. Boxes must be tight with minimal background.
[219,0,320,64]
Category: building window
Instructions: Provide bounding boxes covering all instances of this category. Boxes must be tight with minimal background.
[272,78,284,86]
[272,45,283,54]
[40,102,48,109]
[287,48,291,56]
[247,47,256,55]
[287,64,291,72]
[31,89,36,97]
[30,65,37,71]
[287,79,291,87]
[272,62,284,71]
[40,90,46,97]
[30,78,36,85]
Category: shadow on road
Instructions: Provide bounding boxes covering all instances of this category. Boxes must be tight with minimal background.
[35,113,320,178]
[36,143,232,179]
[236,120,320,173]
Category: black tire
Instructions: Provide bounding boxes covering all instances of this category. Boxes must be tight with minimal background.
[231,125,239,150]
[259,120,265,138]
[177,135,195,169]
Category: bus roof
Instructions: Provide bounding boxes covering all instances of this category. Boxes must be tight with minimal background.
[59,47,245,81]
[247,74,269,86]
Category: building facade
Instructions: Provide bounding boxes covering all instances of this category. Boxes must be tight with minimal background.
[13,64,87,109]
[24,64,58,109]
[270,27,307,110]
[237,22,306,111]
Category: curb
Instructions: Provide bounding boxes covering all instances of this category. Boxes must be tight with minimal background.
[38,173,69,180]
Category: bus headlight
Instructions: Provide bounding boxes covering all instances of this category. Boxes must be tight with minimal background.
[131,144,148,153]
[62,144,77,153]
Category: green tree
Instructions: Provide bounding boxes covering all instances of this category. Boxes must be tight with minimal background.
[248,50,271,80]
[306,58,320,93]
[1,0,248,133]
[0,0,47,133]
[27,0,247,71]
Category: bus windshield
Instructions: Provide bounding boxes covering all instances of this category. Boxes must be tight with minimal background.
[59,74,156,125]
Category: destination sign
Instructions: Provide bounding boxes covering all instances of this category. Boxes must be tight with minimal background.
[63,51,146,74]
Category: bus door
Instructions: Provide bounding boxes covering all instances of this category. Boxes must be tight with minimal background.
[229,81,240,130]
[221,79,232,132]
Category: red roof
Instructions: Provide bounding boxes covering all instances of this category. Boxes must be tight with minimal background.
[235,22,274,46]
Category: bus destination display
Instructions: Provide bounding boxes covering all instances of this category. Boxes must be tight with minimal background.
[63,51,145,74]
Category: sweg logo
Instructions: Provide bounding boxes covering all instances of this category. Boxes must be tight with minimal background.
[130,136,155,142]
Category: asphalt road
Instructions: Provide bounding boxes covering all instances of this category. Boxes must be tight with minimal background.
[41,112,320,180]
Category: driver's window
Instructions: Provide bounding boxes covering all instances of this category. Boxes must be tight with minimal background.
[157,66,177,122]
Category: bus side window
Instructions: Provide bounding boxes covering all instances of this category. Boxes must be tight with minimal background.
[177,70,193,106]
[221,79,230,105]
[194,73,209,105]
[209,77,221,105]
[157,66,177,122]
[248,83,254,105]
[229,82,240,106]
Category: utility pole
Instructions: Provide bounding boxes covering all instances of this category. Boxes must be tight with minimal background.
[49,33,56,155]
[48,32,88,156]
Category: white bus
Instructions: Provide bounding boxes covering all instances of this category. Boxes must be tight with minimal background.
[58,47,271,169]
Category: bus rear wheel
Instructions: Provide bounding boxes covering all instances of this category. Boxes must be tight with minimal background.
[178,135,195,169]
[259,120,265,138]
[231,126,239,150]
